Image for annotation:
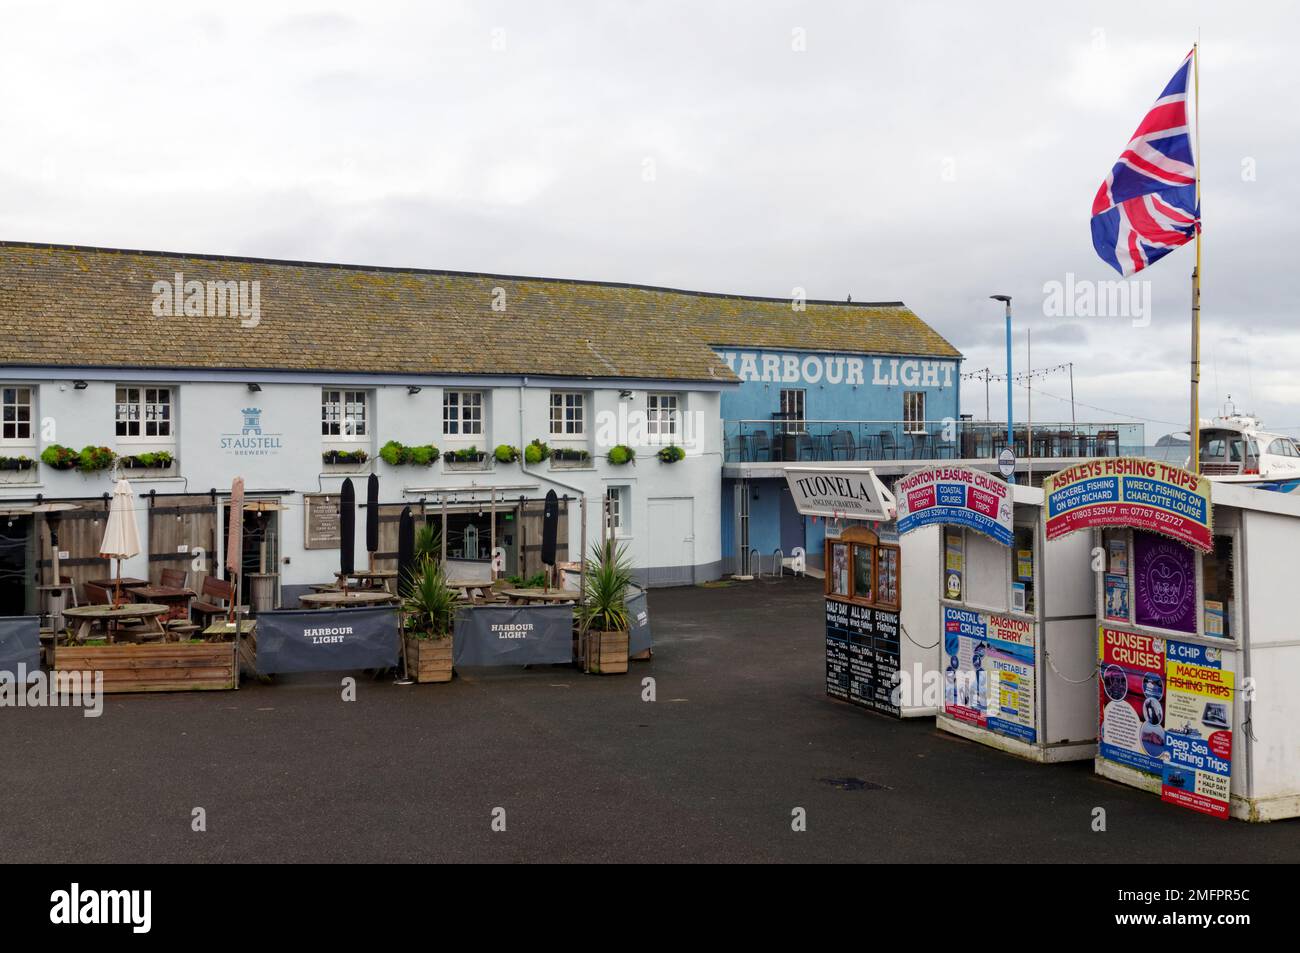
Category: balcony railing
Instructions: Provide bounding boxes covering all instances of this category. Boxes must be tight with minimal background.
[723,419,1146,464]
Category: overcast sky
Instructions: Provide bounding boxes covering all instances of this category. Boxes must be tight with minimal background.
[2,1,1296,439]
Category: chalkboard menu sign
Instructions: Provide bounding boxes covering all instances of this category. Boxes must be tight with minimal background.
[826,598,901,717]
[304,493,342,550]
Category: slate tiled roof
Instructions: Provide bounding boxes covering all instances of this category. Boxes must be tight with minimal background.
[0,242,960,381]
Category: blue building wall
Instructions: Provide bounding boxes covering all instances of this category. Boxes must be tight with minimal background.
[715,347,960,424]
[717,347,962,570]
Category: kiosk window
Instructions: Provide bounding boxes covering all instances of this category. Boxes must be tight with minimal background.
[828,542,849,597]
[965,530,1010,612]
[943,529,964,599]
[1102,528,1131,623]
[877,547,900,608]
[1013,525,1035,615]
[1202,535,1234,639]
[853,544,874,602]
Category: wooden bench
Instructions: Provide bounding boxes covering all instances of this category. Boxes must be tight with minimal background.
[191,577,235,627]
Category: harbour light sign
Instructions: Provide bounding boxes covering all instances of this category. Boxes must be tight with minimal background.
[1044,458,1212,552]
[784,467,896,521]
[896,466,1013,546]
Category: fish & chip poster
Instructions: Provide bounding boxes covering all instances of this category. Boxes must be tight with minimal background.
[1098,628,1234,819]
[1044,458,1212,552]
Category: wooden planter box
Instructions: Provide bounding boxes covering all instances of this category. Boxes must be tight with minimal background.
[405,635,453,683]
[54,642,238,693]
[584,628,629,675]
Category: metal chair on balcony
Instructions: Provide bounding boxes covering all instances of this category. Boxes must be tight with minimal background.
[829,429,856,461]
[878,430,898,459]
[1097,430,1120,457]
[909,432,931,459]
[750,430,773,462]
[791,433,817,461]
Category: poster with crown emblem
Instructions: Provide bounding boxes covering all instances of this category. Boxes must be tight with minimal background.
[1043,457,1212,552]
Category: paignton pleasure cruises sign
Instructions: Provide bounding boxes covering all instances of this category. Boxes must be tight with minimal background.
[1043,457,1212,552]
[896,466,1014,546]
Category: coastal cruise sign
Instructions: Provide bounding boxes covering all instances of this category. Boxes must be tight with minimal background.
[896,466,1014,546]
[783,467,896,521]
[1043,457,1212,552]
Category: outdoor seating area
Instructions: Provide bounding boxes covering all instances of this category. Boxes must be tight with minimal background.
[724,419,1139,464]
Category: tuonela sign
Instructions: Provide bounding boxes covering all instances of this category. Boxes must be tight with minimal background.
[783,467,896,521]
[1043,457,1212,552]
[896,466,1014,546]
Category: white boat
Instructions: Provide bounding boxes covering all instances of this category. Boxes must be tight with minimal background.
[1190,407,1300,481]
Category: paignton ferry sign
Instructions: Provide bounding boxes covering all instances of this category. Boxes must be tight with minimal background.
[1043,457,1212,552]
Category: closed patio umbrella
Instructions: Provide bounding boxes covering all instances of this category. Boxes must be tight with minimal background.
[226,478,244,621]
[339,478,356,578]
[397,506,415,597]
[365,474,379,570]
[99,480,140,607]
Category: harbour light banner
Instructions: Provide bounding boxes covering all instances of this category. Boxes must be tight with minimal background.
[1043,457,1212,552]
[896,466,1014,547]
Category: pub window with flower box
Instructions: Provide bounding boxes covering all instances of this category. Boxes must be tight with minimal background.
[321,389,368,440]
[2,386,34,444]
[116,386,174,442]
[825,525,900,611]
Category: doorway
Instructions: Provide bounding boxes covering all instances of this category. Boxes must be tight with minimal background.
[0,513,32,616]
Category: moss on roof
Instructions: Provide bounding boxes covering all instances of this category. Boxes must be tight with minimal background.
[0,242,960,381]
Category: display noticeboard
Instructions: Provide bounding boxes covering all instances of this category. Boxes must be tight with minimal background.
[942,607,1036,743]
[304,493,342,550]
[1043,458,1212,552]
[1098,628,1234,819]
[826,600,901,717]
[896,466,1014,546]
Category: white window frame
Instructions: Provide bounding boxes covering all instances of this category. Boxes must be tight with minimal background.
[549,391,586,437]
[647,393,679,441]
[115,385,175,444]
[903,391,926,434]
[605,485,628,536]
[321,389,368,441]
[779,389,806,431]
[1,385,35,445]
[443,390,484,438]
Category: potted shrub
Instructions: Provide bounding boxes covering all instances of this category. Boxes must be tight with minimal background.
[494,444,520,464]
[41,445,79,470]
[379,440,412,465]
[402,557,456,683]
[77,446,116,473]
[524,439,551,464]
[408,444,439,466]
[606,444,635,466]
[657,444,685,464]
[578,540,633,675]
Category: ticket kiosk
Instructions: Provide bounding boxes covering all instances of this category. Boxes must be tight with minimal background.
[785,467,939,719]
[1047,457,1300,820]
[897,466,1096,761]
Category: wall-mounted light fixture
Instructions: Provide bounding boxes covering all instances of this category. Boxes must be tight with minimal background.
[619,390,633,400]
[407,386,422,395]
[247,383,262,393]
[73,380,88,390]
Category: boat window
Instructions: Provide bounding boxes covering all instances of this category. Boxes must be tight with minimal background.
[1201,438,1226,459]
[1228,439,1243,463]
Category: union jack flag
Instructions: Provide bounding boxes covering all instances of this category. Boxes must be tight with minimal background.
[1091,49,1200,276]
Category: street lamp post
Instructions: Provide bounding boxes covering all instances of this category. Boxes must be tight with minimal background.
[991,295,1013,483]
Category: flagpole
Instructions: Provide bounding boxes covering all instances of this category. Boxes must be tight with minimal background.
[1190,42,1201,474]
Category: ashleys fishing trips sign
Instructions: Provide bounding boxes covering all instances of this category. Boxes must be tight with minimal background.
[1043,457,1212,552]
[896,466,1014,546]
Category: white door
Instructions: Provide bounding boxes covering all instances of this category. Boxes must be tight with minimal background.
[647,497,695,587]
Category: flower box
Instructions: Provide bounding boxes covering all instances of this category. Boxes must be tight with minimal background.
[53,641,238,693]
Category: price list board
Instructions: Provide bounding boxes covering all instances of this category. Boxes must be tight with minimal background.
[826,598,902,717]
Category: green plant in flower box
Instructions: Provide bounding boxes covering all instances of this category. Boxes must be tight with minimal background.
[40,445,79,470]
[77,446,116,472]
[525,439,551,464]
[657,444,685,463]
[495,444,520,463]
[606,445,635,465]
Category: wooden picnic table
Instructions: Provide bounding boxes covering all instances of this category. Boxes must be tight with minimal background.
[446,578,495,600]
[201,619,256,641]
[126,584,196,622]
[299,590,399,609]
[334,570,398,592]
[63,603,170,644]
[88,576,149,590]
[500,588,578,606]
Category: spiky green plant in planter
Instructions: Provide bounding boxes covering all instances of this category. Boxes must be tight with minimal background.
[525,439,551,464]
[495,444,520,463]
[579,540,633,674]
[414,522,442,564]
[657,444,685,463]
[402,556,457,682]
[606,445,635,466]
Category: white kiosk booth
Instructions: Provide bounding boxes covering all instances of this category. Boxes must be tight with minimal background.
[897,466,1097,761]
[785,467,940,719]
[1045,457,1300,821]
